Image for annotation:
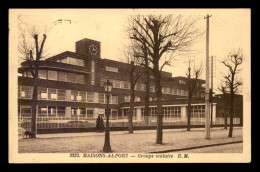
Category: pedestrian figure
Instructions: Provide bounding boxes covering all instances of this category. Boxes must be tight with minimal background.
[96,116,101,132]
[100,117,104,133]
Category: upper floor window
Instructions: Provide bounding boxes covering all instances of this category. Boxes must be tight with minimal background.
[105,66,118,73]
[60,57,85,67]
[38,70,47,79]
[179,80,186,84]
[48,70,57,80]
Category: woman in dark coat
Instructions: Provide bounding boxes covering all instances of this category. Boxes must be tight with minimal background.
[96,116,101,132]
[100,117,104,133]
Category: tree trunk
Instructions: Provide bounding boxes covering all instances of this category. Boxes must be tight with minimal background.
[155,72,163,144]
[128,61,134,134]
[187,95,192,131]
[144,58,150,126]
[228,94,234,138]
[31,77,38,138]
[224,111,228,129]
[129,87,134,134]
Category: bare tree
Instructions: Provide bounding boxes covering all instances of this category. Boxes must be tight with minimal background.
[18,16,48,138]
[218,85,230,129]
[221,49,243,137]
[127,15,201,144]
[186,60,203,131]
[123,49,144,133]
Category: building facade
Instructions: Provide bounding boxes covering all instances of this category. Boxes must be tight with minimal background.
[18,38,239,130]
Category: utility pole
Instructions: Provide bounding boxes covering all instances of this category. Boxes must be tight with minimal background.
[204,14,211,139]
[210,56,214,128]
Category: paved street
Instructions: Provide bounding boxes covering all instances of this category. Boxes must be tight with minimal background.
[18,127,243,153]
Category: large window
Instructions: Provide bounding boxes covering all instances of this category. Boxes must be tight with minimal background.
[48,70,57,80]
[191,105,205,118]
[105,66,118,73]
[111,95,118,104]
[98,93,105,103]
[38,70,47,79]
[87,108,94,118]
[20,86,33,99]
[87,92,94,102]
[61,57,85,67]
[57,107,65,117]
[71,90,77,101]
[57,89,66,100]
[123,81,130,89]
[163,106,181,118]
[38,87,47,99]
[48,106,56,117]
[111,110,118,119]
[78,91,86,102]
[48,88,57,100]
[38,106,48,117]
[57,71,67,82]
[76,74,85,84]
[67,73,77,82]
[124,95,130,102]
[21,106,32,117]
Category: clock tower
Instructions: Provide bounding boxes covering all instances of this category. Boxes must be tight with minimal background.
[76,38,101,58]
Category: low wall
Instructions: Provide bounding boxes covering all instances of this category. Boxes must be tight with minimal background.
[37,124,242,134]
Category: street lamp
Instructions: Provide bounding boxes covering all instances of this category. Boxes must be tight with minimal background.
[103,79,113,152]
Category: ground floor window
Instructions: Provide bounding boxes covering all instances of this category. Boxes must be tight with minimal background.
[21,105,32,117]
[191,105,205,118]
[87,108,94,118]
[163,106,181,118]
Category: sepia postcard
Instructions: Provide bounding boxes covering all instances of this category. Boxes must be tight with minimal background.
[8,8,251,163]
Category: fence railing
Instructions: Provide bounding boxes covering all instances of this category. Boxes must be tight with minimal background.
[19,116,241,131]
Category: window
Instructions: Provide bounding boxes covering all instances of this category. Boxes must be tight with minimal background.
[98,93,105,103]
[106,66,118,73]
[21,106,32,117]
[87,92,94,102]
[123,81,130,89]
[174,89,178,95]
[100,78,106,86]
[48,70,57,80]
[48,88,57,100]
[57,89,66,100]
[87,108,94,118]
[67,73,76,82]
[79,108,86,117]
[150,85,155,92]
[111,95,118,104]
[23,70,33,78]
[57,71,67,82]
[91,61,95,72]
[91,73,95,85]
[114,80,121,88]
[38,87,47,99]
[57,107,65,117]
[124,95,130,102]
[71,90,77,101]
[61,57,85,67]
[76,74,85,84]
[111,110,118,119]
[179,80,186,84]
[191,105,205,118]
[91,61,95,85]
[135,83,141,91]
[135,96,141,102]
[20,86,33,99]
[71,107,77,116]
[79,91,86,102]
[48,106,56,117]
[38,70,46,79]
[38,106,47,117]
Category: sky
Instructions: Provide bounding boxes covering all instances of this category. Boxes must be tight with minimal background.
[12,9,251,94]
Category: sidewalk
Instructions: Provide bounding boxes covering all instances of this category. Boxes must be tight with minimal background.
[18,127,243,153]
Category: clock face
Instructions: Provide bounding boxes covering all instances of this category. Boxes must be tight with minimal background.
[89,44,98,56]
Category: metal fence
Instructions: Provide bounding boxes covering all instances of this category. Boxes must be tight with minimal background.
[19,116,241,131]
